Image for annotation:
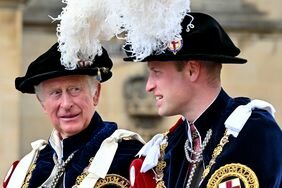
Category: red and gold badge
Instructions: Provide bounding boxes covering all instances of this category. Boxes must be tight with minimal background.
[207,163,259,188]
[167,38,183,55]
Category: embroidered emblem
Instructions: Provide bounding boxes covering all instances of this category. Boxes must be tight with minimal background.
[166,14,194,55]
[94,174,130,188]
[167,38,183,55]
[219,178,241,188]
[207,163,259,188]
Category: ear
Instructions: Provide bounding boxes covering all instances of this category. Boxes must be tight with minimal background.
[93,83,101,106]
[186,60,201,82]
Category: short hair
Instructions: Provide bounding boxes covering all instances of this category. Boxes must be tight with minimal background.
[174,61,188,72]
[87,76,99,96]
[200,60,222,86]
[173,60,222,86]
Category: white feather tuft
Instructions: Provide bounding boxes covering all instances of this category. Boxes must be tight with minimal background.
[55,0,121,69]
[53,0,191,67]
[116,0,191,61]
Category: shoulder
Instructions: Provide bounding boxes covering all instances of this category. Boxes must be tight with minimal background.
[115,138,144,163]
[108,129,145,177]
[118,139,144,153]
[129,158,156,188]
[3,139,48,188]
[244,105,281,140]
[243,110,282,161]
[113,129,145,155]
[226,98,281,139]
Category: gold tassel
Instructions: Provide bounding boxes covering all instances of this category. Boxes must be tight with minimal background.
[96,68,102,81]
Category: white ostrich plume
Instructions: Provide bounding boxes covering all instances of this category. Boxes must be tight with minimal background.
[52,0,191,67]
[54,0,122,70]
[116,0,191,61]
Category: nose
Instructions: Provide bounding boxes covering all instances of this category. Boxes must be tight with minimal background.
[145,76,155,93]
[61,92,74,110]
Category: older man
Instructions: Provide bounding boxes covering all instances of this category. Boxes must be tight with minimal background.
[3,42,144,188]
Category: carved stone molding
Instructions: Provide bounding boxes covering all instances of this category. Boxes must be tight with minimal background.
[23,0,63,25]
[192,0,282,32]
[0,0,27,8]
[124,74,159,117]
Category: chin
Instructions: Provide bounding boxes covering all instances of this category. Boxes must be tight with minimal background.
[158,109,178,117]
[158,111,171,117]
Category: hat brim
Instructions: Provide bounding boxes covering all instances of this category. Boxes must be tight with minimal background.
[124,54,247,64]
[15,68,112,94]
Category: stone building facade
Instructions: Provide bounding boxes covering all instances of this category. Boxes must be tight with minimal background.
[1,0,282,181]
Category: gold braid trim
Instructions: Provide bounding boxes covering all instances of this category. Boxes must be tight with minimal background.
[21,163,37,188]
[73,157,94,186]
[152,131,169,188]
[21,150,41,188]
[201,130,230,181]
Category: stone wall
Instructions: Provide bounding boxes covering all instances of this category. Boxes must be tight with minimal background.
[1,0,282,183]
[222,32,282,124]
[0,0,22,182]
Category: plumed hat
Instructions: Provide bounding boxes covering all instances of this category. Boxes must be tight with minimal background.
[15,0,122,94]
[15,42,112,94]
[123,12,247,64]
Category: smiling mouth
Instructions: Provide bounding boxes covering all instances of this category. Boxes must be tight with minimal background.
[60,113,79,119]
[156,96,163,100]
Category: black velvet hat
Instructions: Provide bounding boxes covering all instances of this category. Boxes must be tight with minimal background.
[15,42,113,94]
[124,12,247,64]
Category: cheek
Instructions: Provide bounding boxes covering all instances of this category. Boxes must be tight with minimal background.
[170,74,187,88]
[164,78,186,99]
[42,101,58,116]
[78,96,95,110]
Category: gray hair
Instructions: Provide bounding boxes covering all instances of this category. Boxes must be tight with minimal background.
[87,76,100,96]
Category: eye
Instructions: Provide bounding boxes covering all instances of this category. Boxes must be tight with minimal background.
[151,69,162,76]
[68,86,81,96]
[49,89,62,98]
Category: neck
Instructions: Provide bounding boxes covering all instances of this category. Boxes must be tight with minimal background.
[184,86,221,122]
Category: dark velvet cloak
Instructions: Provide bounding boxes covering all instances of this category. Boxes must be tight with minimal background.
[163,89,282,187]
[27,112,143,188]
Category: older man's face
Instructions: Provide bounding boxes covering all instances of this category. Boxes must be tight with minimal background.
[38,75,99,139]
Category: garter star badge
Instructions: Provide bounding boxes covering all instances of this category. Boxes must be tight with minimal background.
[218,178,241,188]
[207,163,259,188]
[167,38,183,55]
[95,174,130,188]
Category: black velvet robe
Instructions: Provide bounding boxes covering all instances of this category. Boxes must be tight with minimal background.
[27,112,143,187]
[163,89,282,187]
